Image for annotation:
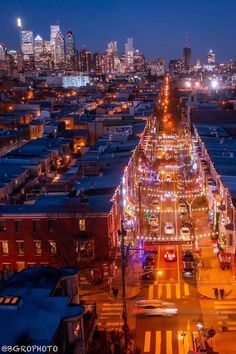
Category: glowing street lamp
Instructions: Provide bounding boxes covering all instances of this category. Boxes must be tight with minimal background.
[211,79,218,89]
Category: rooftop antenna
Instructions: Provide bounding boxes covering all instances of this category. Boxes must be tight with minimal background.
[185,32,189,48]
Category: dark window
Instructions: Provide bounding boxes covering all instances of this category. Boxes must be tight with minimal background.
[16,241,24,255]
[0,221,7,232]
[32,220,40,233]
[48,219,55,233]
[15,221,22,233]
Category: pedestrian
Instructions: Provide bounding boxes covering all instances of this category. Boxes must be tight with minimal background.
[112,287,118,299]
[219,289,225,300]
[214,288,219,299]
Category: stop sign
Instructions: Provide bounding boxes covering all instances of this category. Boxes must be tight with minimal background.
[208,328,216,338]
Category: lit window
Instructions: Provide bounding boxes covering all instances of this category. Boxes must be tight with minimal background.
[16,241,24,255]
[34,241,42,255]
[49,241,57,254]
[1,241,9,255]
[79,219,86,231]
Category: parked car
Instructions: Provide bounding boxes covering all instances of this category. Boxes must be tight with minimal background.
[164,222,175,235]
[134,300,178,316]
[165,174,172,183]
[179,203,188,214]
[182,262,196,278]
[180,226,191,241]
[149,216,159,227]
[182,250,195,262]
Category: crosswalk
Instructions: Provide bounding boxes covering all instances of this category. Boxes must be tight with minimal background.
[214,300,236,331]
[143,329,194,354]
[97,302,123,330]
[148,282,190,300]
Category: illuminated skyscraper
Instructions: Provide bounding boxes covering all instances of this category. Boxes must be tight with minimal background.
[21,30,34,56]
[0,44,6,61]
[125,37,134,71]
[54,31,65,66]
[50,25,60,61]
[183,46,192,71]
[207,49,216,64]
[34,35,44,58]
[78,49,92,73]
[65,31,75,69]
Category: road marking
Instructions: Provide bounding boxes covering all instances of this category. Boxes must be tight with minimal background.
[216,310,236,314]
[157,284,162,299]
[215,301,236,305]
[184,283,190,296]
[166,283,171,299]
[177,331,185,354]
[148,285,154,300]
[103,303,122,306]
[176,283,181,299]
[144,331,151,352]
[155,331,161,354]
[215,305,236,310]
[166,330,173,354]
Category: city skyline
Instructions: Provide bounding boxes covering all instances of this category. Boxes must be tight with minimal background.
[1,0,236,61]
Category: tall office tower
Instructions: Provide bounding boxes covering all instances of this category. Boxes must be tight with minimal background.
[50,25,60,61]
[21,30,34,56]
[169,58,185,74]
[65,30,75,70]
[77,49,92,73]
[133,49,145,72]
[207,49,216,64]
[125,37,134,71]
[34,35,44,59]
[92,52,105,74]
[183,46,192,71]
[104,41,116,73]
[54,31,65,66]
[0,44,6,61]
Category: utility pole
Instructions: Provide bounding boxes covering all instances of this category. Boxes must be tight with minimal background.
[119,222,129,352]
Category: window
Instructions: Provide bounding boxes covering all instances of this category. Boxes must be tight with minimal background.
[49,240,57,254]
[1,241,9,255]
[32,220,40,233]
[15,220,22,233]
[16,241,24,255]
[0,221,6,232]
[34,241,42,255]
[79,219,86,231]
[72,320,82,340]
[48,219,55,233]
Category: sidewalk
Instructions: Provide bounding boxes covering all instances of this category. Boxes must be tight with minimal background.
[197,236,236,300]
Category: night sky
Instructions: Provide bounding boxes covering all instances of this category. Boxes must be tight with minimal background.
[0,0,235,62]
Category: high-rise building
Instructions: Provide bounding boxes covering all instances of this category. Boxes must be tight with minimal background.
[50,25,60,61]
[133,49,145,72]
[125,37,134,71]
[0,44,6,61]
[21,30,34,56]
[149,58,165,76]
[65,31,75,70]
[34,35,44,59]
[183,47,192,71]
[169,58,185,74]
[78,49,92,73]
[54,31,65,66]
[92,52,105,74]
[207,49,216,64]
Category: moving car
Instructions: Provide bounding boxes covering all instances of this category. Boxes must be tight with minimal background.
[180,226,191,241]
[164,222,175,235]
[182,250,195,262]
[182,262,196,278]
[135,300,178,316]
[164,249,177,262]
[152,199,159,207]
[165,174,172,182]
[179,203,188,214]
[149,216,159,227]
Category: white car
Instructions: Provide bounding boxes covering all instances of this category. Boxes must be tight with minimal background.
[149,216,159,227]
[179,203,188,214]
[180,226,191,241]
[164,222,174,235]
[165,174,172,182]
[134,299,178,316]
